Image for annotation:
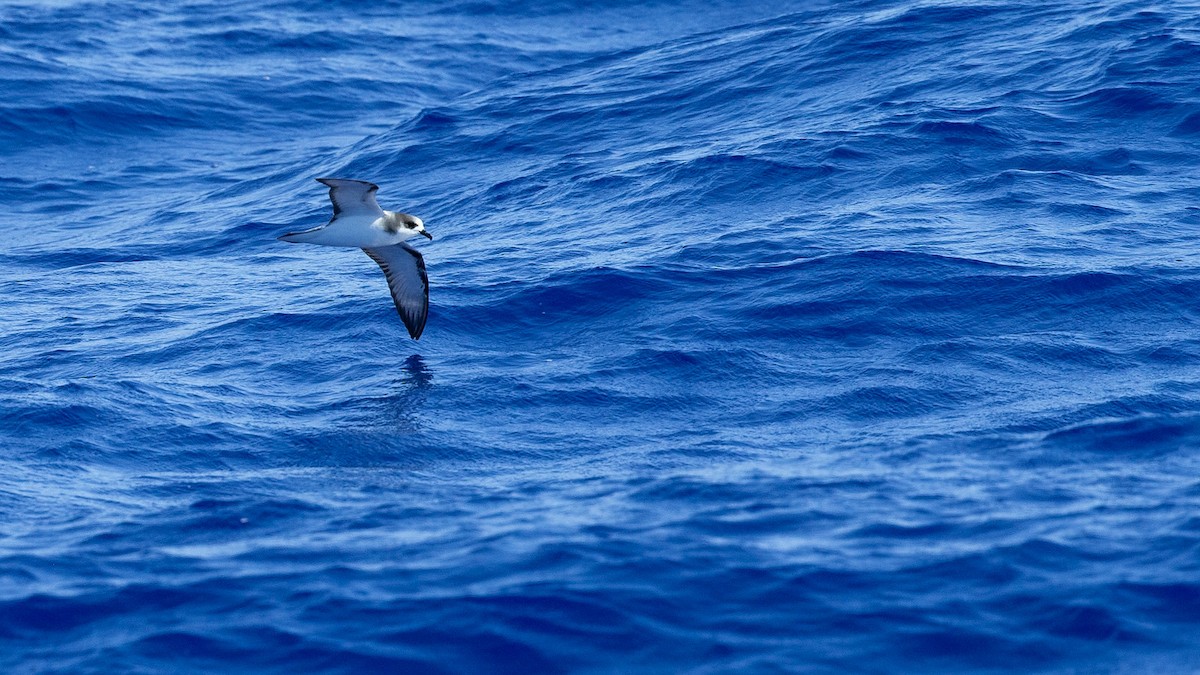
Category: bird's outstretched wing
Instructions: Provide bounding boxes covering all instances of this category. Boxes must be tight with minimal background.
[362,243,429,339]
[318,178,384,221]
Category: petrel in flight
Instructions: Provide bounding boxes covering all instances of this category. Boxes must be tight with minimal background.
[279,178,433,339]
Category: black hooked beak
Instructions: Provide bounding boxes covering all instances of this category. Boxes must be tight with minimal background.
[420,229,433,240]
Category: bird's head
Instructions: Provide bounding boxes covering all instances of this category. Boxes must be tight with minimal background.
[398,213,432,240]
[410,216,432,240]
[390,212,432,240]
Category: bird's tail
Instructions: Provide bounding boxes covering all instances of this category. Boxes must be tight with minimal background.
[278,225,326,243]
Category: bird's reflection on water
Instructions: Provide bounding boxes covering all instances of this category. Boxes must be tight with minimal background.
[309,354,437,466]
[401,354,433,388]
[362,353,433,433]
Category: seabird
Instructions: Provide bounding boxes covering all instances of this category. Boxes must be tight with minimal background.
[279,178,433,339]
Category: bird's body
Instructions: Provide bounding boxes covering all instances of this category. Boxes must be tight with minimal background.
[281,212,400,248]
[279,178,433,339]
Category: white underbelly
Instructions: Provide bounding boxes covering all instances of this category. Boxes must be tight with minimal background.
[305,215,393,248]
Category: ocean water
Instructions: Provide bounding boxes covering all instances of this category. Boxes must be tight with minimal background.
[3,0,1200,671]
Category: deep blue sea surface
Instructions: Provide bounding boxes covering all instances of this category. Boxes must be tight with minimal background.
[4,0,1200,671]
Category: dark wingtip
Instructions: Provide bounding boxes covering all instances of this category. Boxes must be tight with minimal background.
[399,307,425,339]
